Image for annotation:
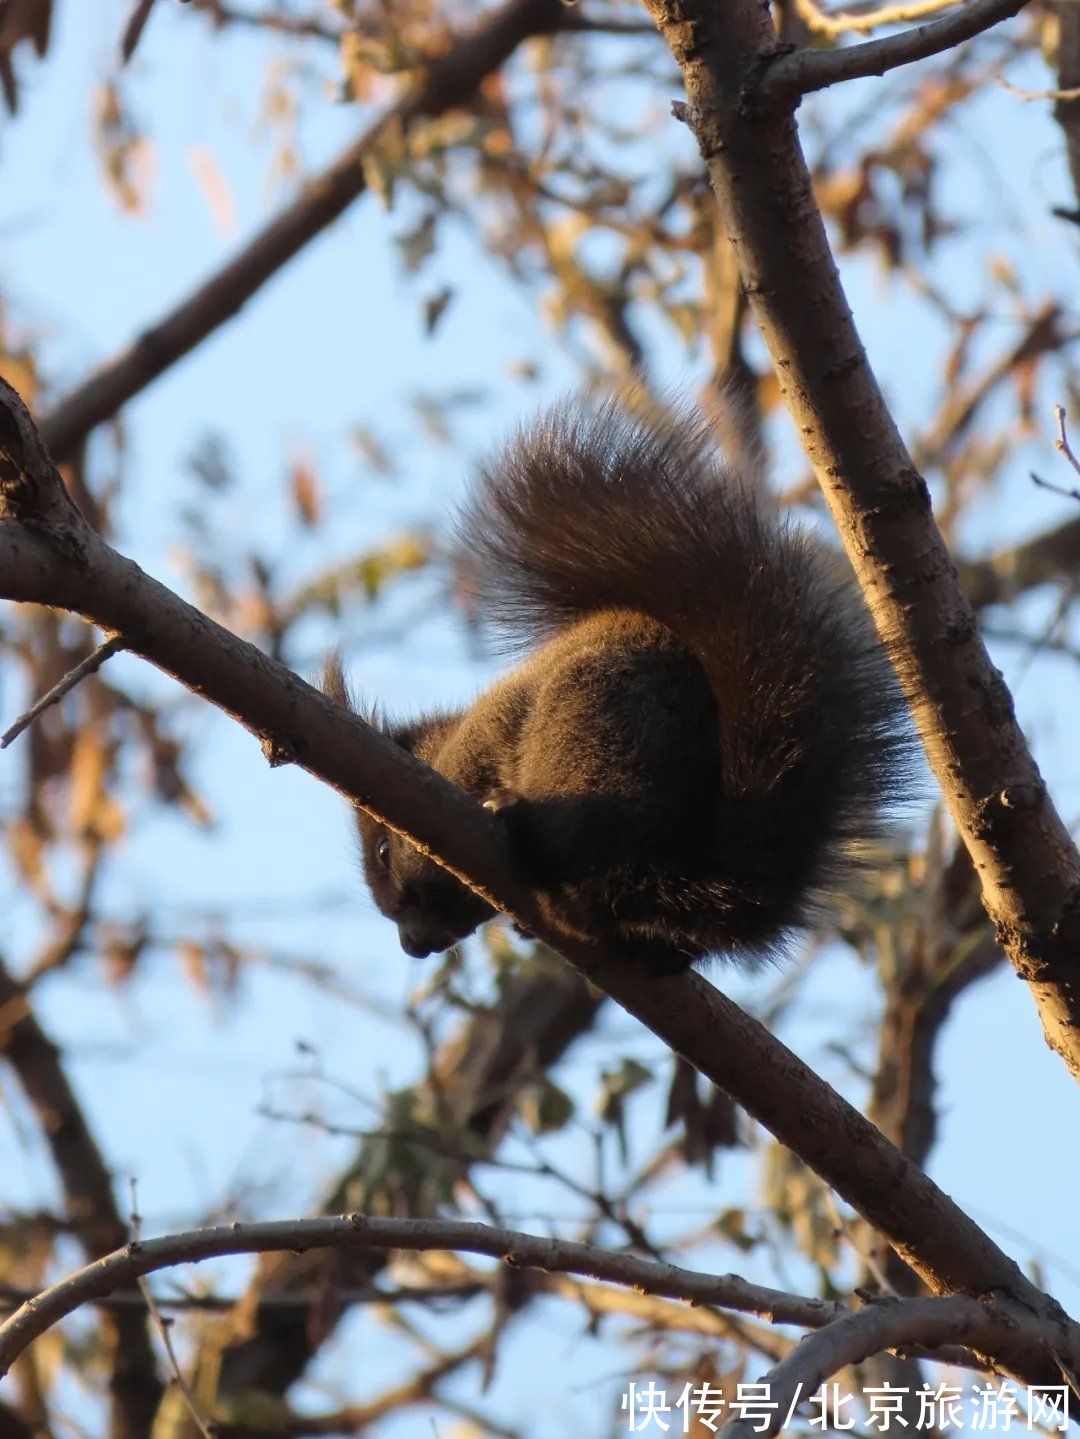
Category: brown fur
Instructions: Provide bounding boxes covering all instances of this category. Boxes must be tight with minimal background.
[329,399,912,973]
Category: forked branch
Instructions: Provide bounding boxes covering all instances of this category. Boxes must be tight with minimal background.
[0,375,1077,1386]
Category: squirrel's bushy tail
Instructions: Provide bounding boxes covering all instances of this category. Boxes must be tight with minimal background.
[458,398,913,939]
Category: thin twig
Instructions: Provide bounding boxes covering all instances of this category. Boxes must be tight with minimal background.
[0,1278,485,1314]
[996,75,1080,102]
[188,0,344,44]
[1053,404,1080,480]
[1031,406,1080,502]
[796,0,965,38]
[129,1179,215,1439]
[1030,471,1080,503]
[119,0,159,62]
[0,635,127,749]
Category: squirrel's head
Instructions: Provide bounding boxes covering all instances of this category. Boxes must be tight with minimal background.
[322,664,492,959]
[353,712,493,958]
[355,810,493,958]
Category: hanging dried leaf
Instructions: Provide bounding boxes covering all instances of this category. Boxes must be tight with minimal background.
[423,286,454,335]
[99,919,149,986]
[395,211,438,272]
[188,145,238,239]
[289,453,322,529]
[93,81,154,214]
[349,425,395,476]
[517,1075,574,1135]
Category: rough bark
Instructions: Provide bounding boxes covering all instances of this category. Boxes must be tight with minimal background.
[1,377,1077,1386]
[639,0,1080,1079]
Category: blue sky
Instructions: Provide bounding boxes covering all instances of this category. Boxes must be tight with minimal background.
[1,2,1079,1433]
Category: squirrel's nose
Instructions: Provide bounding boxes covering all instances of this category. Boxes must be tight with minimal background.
[398,918,454,958]
[399,928,434,959]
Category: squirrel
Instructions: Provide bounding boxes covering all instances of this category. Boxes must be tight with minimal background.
[326,398,912,974]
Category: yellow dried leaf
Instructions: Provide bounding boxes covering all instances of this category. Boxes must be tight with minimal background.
[178,939,210,995]
[7,818,45,888]
[290,454,322,528]
[187,145,237,239]
[68,729,107,835]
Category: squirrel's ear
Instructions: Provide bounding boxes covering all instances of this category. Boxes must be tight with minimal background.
[321,651,354,711]
[323,654,385,731]
[386,718,428,753]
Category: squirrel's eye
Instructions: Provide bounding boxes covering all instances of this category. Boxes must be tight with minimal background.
[376,837,391,868]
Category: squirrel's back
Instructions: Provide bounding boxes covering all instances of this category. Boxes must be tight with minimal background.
[456,398,912,959]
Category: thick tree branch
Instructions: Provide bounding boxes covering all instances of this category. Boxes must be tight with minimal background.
[0,1214,1055,1381]
[723,1295,1065,1439]
[642,0,1080,1082]
[961,511,1080,609]
[1051,0,1080,222]
[0,961,162,1439]
[764,0,1028,102]
[36,0,565,466]
[869,840,998,1167]
[0,380,1076,1387]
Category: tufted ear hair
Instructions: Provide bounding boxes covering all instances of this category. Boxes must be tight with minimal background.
[321,650,354,712]
[323,653,431,750]
[322,652,380,727]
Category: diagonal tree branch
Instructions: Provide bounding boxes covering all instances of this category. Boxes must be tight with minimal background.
[763,0,1028,102]
[0,961,162,1439]
[0,378,1077,1388]
[36,0,566,466]
[961,509,1080,610]
[722,1294,1061,1439]
[641,0,1080,1082]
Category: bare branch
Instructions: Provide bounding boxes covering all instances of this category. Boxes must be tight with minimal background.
[559,12,659,34]
[643,0,1080,1084]
[912,302,1064,474]
[1051,0,1080,220]
[36,0,567,466]
[0,959,162,1437]
[218,962,602,1397]
[763,0,1029,103]
[1053,404,1080,482]
[217,1330,501,1439]
[0,1214,1053,1380]
[996,75,1080,102]
[722,1296,1050,1439]
[1029,407,1080,502]
[128,1181,214,1439]
[0,378,1076,1387]
[0,635,126,749]
[796,0,970,38]
[188,0,345,44]
[119,0,158,63]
